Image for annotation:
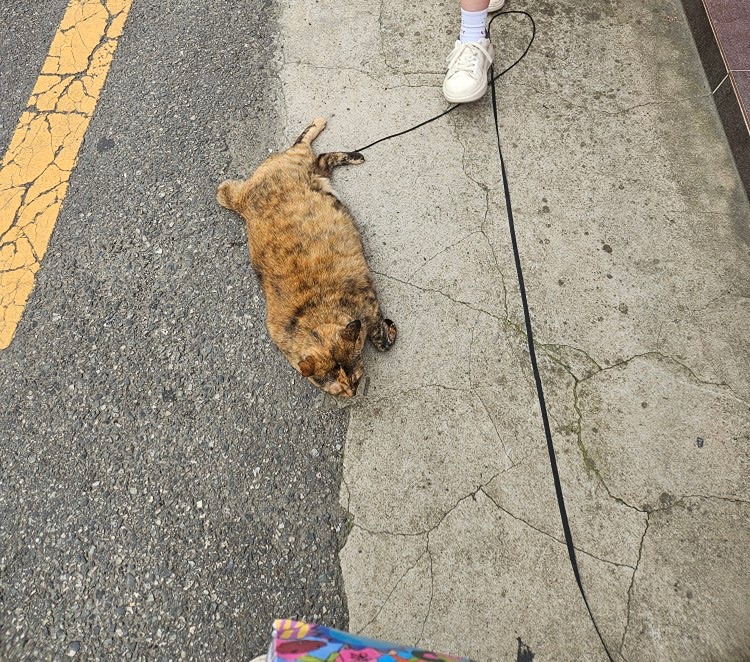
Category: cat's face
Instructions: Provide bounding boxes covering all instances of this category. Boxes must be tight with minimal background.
[298,320,365,398]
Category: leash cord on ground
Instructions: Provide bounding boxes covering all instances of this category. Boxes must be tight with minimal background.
[357,11,615,661]
[486,13,615,662]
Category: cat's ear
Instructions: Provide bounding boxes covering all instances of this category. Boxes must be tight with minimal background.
[298,357,316,377]
[341,320,362,343]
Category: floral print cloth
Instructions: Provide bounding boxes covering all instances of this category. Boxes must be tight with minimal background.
[266,619,476,662]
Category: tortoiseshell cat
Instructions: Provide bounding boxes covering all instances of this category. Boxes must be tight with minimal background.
[217,118,397,397]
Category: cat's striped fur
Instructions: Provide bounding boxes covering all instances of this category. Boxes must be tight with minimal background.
[217,118,396,397]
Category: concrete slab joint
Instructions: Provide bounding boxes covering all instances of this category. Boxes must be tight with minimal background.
[279,0,749,660]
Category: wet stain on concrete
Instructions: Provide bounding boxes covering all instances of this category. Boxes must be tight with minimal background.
[516,637,536,662]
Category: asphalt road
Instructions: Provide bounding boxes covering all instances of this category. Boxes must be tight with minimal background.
[0,1,350,658]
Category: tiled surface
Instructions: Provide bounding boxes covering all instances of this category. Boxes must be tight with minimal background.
[704,0,750,70]
[703,0,750,127]
[734,70,750,122]
[682,0,750,195]
[683,0,728,89]
[715,74,750,188]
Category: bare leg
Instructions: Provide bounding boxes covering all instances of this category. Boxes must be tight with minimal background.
[461,0,489,9]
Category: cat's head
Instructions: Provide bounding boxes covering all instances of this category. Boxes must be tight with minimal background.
[298,320,365,398]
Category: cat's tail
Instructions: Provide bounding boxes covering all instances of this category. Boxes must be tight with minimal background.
[217,179,243,210]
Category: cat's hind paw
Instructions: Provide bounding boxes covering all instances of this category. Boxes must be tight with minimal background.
[317,151,365,175]
[372,318,397,351]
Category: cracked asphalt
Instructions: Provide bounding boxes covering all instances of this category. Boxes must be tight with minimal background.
[0,0,135,349]
[1,1,349,658]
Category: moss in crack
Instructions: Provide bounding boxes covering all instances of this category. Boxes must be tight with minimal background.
[573,378,605,479]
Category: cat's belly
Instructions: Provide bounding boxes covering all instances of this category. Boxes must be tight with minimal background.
[248,205,367,285]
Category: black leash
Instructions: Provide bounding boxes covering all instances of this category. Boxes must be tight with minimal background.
[486,12,615,662]
[356,11,615,661]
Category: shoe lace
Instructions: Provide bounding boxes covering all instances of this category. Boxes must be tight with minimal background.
[446,42,492,76]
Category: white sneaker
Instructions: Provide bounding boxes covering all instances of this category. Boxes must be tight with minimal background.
[488,0,506,11]
[442,38,494,104]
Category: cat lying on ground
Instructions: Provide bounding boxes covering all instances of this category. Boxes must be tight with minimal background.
[217,117,397,398]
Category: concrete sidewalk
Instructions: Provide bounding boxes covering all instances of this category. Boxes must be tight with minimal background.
[277,0,749,659]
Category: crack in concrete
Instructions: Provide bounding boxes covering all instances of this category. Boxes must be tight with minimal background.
[573,379,748,515]
[572,377,651,515]
[452,112,517,331]
[355,546,429,635]
[597,351,750,409]
[352,467,514,539]
[284,60,397,90]
[386,81,442,91]
[363,383,471,407]
[513,80,716,119]
[372,266,747,517]
[372,269,503,323]
[348,471,637,636]
[341,474,352,514]
[451,117,490,194]
[377,0,401,76]
[398,113,519,332]
[276,42,292,148]
[480,488,636,571]
[473,390,514,465]
[613,93,715,116]
[374,0,443,78]
[538,342,603,380]
[468,314,478,388]
[408,230,483,280]
[682,494,750,505]
[419,537,435,645]
[479,190,512,325]
[619,514,649,655]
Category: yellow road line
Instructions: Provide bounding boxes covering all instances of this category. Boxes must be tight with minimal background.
[0,0,133,349]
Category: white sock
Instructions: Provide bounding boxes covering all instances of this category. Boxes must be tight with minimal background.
[459,8,488,43]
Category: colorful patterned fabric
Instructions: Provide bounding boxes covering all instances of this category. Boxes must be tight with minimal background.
[266,619,476,662]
